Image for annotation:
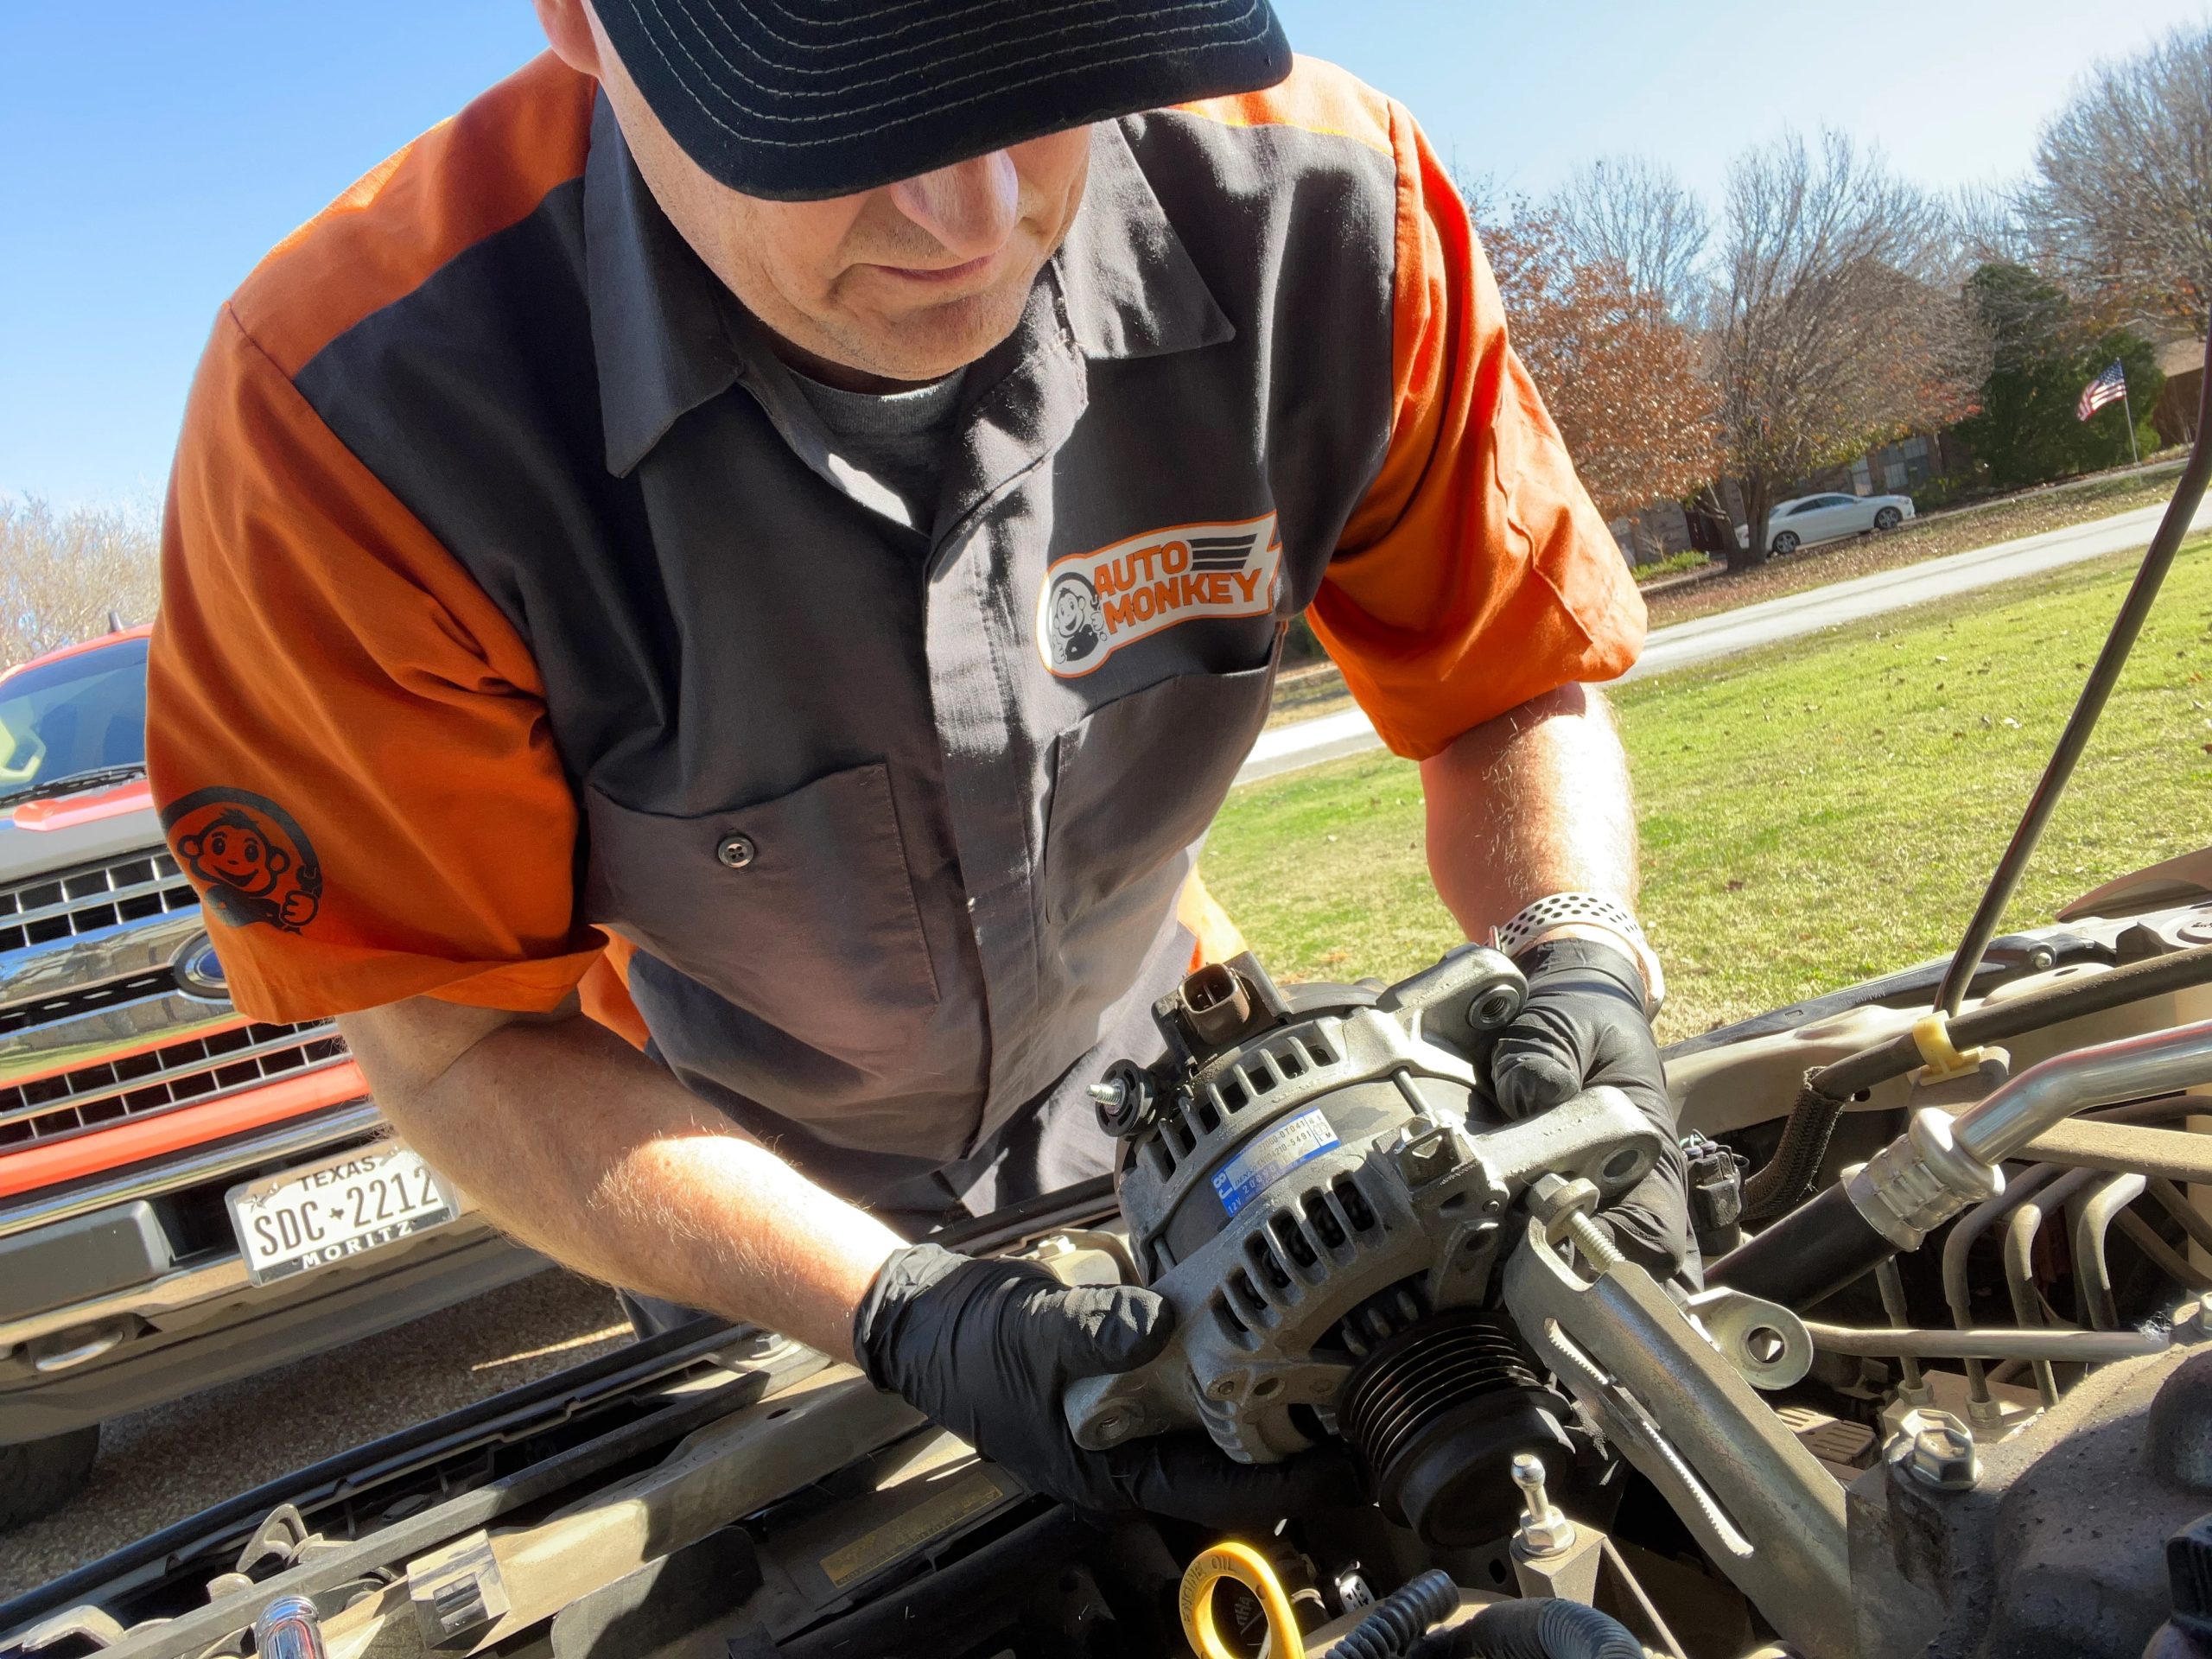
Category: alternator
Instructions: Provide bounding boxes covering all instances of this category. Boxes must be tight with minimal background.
[1064,949,1662,1544]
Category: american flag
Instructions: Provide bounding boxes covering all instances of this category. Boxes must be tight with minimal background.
[2077,360,2128,421]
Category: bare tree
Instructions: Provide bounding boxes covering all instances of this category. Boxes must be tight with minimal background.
[1953,181,2037,271]
[1713,131,1986,569]
[2024,22,2212,330]
[0,497,160,667]
[1548,156,1712,323]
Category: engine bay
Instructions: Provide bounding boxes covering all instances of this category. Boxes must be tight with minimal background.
[10,887,2212,1659]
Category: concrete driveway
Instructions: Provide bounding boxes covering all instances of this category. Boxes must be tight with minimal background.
[1237,493,2212,785]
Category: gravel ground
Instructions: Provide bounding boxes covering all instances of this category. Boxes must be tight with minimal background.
[0,1268,631,1602]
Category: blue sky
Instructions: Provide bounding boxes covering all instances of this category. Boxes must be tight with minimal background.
[3,1,2205,509]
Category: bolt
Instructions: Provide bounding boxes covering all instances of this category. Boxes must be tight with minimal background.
[1089,1065,1156,1138]
[1210,1376,1238,1399]
[1510,1452,1577,1556]
[1889,1407,1978,1491]
[1565,1211,1624,1272]
[1093,1413,1129,1444]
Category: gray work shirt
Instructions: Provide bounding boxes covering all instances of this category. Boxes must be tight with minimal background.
[150,56,1640,1214]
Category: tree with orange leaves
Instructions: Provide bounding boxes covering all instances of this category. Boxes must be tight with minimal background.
[1476,199,1721,551]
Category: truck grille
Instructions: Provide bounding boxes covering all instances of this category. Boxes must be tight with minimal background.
[0,1020,348,1147]
[0,849,197,953]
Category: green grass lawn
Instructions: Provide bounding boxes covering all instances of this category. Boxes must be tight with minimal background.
[1203,537,2212,1046]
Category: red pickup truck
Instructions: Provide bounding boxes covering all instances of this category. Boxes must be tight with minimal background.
[0,627,543,1528]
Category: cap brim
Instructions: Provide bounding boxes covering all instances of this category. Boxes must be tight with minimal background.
[594,0,1293,200]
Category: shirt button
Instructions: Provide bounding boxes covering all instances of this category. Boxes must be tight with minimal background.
[715,832,757,869]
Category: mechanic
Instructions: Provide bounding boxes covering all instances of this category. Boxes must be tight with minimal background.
[149,0,1686,1525]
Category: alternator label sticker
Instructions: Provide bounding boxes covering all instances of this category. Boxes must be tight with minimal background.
[1211,1109,1339,1217]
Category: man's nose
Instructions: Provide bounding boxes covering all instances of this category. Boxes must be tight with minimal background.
[887,150,1020,261]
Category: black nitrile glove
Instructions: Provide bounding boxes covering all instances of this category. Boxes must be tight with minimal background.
[1491,938,1691,1277]
[855,1243,1359,1526]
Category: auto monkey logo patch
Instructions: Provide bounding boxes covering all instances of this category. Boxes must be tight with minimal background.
[1036,512,1281,677]
[161,788,323,932]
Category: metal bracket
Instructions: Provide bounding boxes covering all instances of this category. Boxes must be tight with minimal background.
[1682,1287,1815,1390]
[1501,1218,1853,1659]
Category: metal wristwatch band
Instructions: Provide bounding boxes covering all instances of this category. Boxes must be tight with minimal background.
[1493,892,1667,1016]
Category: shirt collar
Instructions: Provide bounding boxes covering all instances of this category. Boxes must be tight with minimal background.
[585,97,747,479]
[584,103,1233,479]
[1052,121,1235,362]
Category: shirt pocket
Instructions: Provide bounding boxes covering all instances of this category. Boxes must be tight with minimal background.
[1041,656,1280,936]
[580,761,939,1062]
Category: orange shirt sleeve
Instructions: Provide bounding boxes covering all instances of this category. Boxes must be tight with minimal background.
[1312,100,1646,762]
[147,303,604,1022]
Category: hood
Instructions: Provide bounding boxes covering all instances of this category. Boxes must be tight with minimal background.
[0,779,165,887]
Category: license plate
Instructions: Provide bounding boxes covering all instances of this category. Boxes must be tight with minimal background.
[226,1141,460,1286]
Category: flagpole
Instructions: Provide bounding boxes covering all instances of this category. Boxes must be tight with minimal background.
[2121,382,2141,466]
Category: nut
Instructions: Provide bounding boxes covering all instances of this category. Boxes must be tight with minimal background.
[1392,1118,1465,1184]
[1888,1407,1978,1491]
[1510,1452,1578,1556]
[1529,1173,1604,1244]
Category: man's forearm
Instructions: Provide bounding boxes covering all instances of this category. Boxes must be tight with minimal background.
[1420,683,1641,954]
[339,1000,902,1361]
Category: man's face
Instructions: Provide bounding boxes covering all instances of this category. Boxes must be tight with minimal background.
[585,10,1092,390]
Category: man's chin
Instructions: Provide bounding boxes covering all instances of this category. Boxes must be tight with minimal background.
[859,289,1032,382]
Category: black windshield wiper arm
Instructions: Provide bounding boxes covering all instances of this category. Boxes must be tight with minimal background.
[0,763,149,810]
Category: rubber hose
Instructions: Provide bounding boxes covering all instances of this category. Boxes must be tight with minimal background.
[1820,942,2212,1102]
[1707,1181,1897,1304]
[1327,1569,1459,1659]
[1405,1598,1643,1659]
[1736,942,2212,1221]
[1739,1070,1843,1224]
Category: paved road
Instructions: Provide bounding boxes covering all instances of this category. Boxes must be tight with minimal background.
[1236,495,2212,785]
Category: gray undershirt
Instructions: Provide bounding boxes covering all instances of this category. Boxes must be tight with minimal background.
[790,368,967,531]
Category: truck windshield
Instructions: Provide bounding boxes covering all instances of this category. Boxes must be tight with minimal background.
[0,637,150,808]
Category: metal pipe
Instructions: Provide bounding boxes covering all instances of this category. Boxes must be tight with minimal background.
[1802,1321,2169,1362]
[2071,1173,2148,1331]
[2151,1179,2212,1259]
[1942,1164,2064,1405]
[2116,1209,2212,1291]
[1719,1041,2212,1313]
[1954,1020,2212,1169]
[2005,1167,2103,1403]
[1873,1257,1925,1397]
[1935,330,2212,1016]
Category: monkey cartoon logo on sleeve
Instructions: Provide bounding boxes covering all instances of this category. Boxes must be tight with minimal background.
[160,788,324,932]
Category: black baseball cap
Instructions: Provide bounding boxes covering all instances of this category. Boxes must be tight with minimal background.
[591,0,1294,200]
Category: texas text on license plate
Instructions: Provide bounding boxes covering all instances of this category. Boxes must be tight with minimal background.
[225,1141,460,1286]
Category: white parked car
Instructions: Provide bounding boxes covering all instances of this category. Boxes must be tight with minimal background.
[1736,491,1915,556]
